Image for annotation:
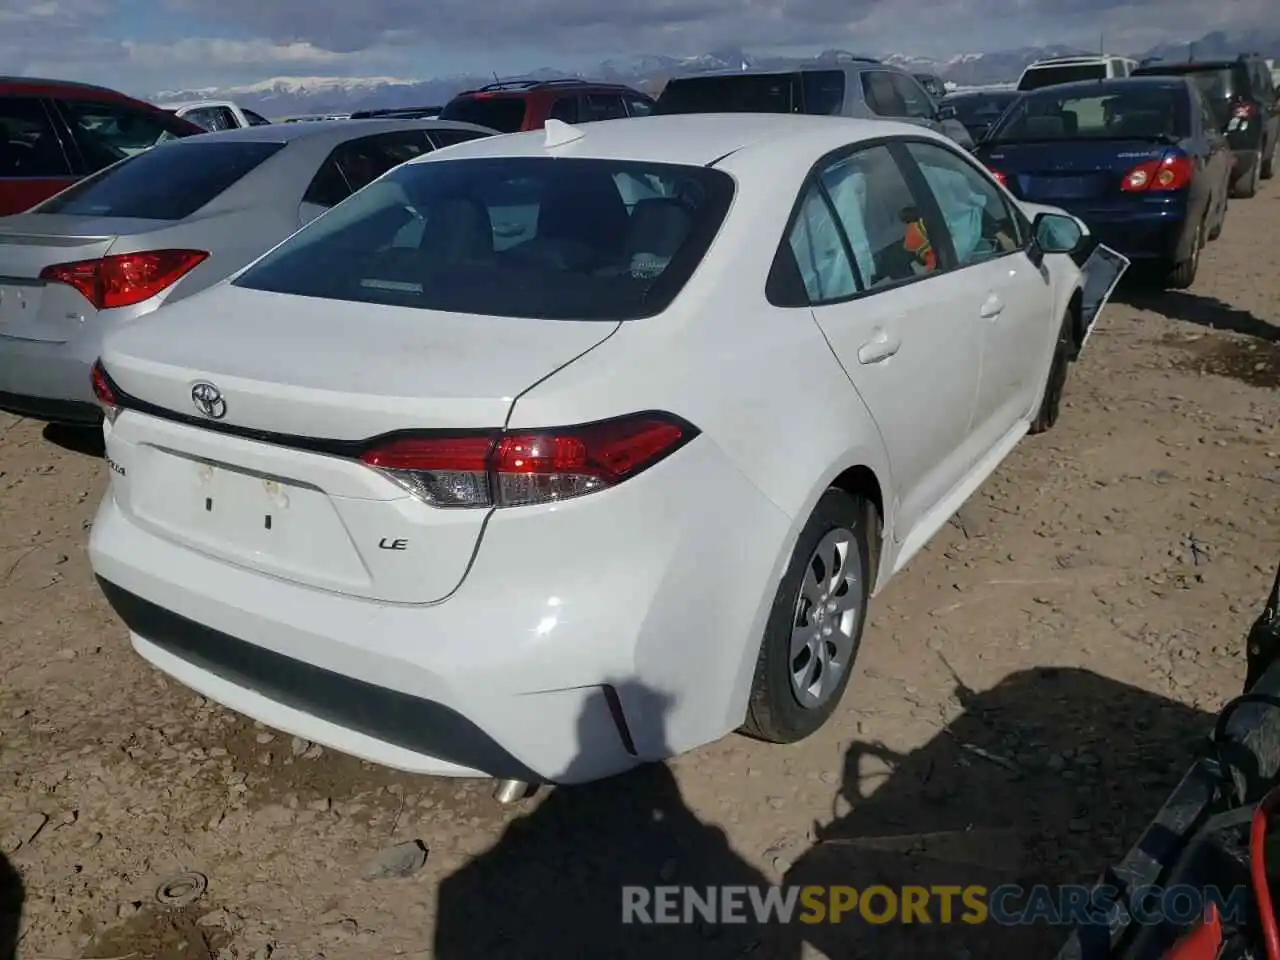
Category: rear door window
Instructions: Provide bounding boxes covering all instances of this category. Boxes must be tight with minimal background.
[624,94,655,117]
[0,96,72,177]
[427,128,491,150]
[243,109,271,126]
[304,130,434,208]
[548,96,581,123]
[584,94,628,122]
[656,74,798,114]
[34,139,285,219]
[185,106,238,131]
[54,99,194,172]
[800,70,846,115]
[438,96,528,133]
[1019,64,1107,90]
[861,71,908,117]
[234,156,735,321]
[890,73,937,119]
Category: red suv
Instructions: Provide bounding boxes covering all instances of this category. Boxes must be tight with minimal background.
[0,77,203,216]
[438,79,656,134]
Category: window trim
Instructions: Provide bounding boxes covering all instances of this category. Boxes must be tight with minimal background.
[896,138,1032,272]
[0,95,76,179]
[767,134,1033,310]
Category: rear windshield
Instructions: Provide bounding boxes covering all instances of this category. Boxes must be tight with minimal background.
[438,96,527,133]
[232,157,735,321]
[945,93,1019,126]
[1133,65,1244,123]
[656,71,845,116]
[1018,64,1107,90]
[36,140,285,220]
[988,86,1190,143]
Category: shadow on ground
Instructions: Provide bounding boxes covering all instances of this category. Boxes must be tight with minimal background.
[435,669,1213,959]
[41,422,104,458]
[1,852,21,960]
[1117,286,1280,344]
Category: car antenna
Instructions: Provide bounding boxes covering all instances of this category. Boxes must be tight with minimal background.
[544,118,585,149]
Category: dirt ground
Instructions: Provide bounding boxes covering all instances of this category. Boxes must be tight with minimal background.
[1,181,1279,960]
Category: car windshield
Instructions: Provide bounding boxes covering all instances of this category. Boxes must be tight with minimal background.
[945,93,1019,126]
[35,140,286,220]
[438,97,527,133]
[987,87,1190,143]
[233,156,736,321]
[1019,64,1107,90]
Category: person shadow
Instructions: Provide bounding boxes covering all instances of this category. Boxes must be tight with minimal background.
[0,851,21,960]
[433,681,795,959]
[770,665,1217,960]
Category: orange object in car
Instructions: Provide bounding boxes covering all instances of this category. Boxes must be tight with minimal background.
[1163,902,1223,960]
[904,219,936,271]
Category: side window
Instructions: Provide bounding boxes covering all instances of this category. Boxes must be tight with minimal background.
[583,94,628,122]
[182,108,218,131]
[801,70,846,116]
[333,131,432,194]
[243,109,271,126]
[213,107,239,130]
[0,97,72,177]
[820,144,939,287]
[302,158,350,208]
[186,107,237,132]
[785,184,858,303]
[861,71,906,117]
[904,141,1023,267]
[56,100,189,171]
[548,96,581,123]
[427,128,491,149]
[889,73,937,120]
[624,95,655,117]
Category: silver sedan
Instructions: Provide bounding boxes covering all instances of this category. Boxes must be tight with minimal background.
[0,117,495,424]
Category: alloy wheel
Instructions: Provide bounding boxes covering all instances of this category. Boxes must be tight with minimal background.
[789,527,863,709]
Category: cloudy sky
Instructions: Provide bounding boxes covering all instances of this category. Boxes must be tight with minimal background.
[5,0,1273,95]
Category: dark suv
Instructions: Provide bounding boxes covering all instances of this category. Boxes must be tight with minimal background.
[1132,54,1279,198]
[438,79,656,133]
[0,77,202,216]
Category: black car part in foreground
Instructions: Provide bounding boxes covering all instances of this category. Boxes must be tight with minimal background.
[1056,562,1280,960]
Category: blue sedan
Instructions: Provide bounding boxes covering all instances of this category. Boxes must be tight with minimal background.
[974,75,1233,288]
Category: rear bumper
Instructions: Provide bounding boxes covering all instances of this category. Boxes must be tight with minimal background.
[87,427,794,783]
[0,325,101,419]
[1058,203,1190,263]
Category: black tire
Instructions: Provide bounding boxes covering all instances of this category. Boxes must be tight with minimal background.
[741,489,873,744]
[1262,141,1275,180]
[1208,192,1226,241]
[1029,313,1071,435]
[1164,217,1203,290]
[1231,159,1259,199]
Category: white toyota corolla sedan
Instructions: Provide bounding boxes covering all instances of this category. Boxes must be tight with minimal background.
[87,113,1123,787]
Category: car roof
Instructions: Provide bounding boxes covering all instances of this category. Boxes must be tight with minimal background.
[1020,76,1189,96]
[451,79,641,98]
[160,117,494,146]
[0,76,152,104]
[1134,60,1241,72]
[666,61,899,81]
[406,112,949,168]
[1025,55,1126,67]
[160,100,239,111]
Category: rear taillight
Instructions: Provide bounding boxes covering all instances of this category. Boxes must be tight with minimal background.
[1232,101,1258,120]
[359,413,697,508]
[39,249,208,310]
[90,359,119,424]
[1121,151,1193,192]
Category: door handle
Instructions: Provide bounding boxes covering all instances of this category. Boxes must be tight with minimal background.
[980,294,1004,319]
[857,329,901,365]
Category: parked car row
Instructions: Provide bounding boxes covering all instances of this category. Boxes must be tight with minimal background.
[937,52,1279,289]
[1,70,1130,787]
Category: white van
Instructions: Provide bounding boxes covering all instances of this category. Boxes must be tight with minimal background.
[1016,56,1138,92]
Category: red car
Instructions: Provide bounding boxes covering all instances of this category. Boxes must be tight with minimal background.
[438,78,656,134]
[0,77,203,216]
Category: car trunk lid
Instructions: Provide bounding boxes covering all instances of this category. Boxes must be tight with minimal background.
[982,139,1176,203]
[100,284,619,603]
[0,213,172,342]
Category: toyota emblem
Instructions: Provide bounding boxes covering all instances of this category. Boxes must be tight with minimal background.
[190,381,227,420]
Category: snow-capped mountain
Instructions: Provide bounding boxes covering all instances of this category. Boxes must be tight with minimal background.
[149,30,1280,118]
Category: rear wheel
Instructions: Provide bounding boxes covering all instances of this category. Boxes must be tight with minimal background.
[1231,158,1260,198]
[741,489,872,744]
[1208,192,1226,241]
[1262,141,1275,180]
[1164,217,1202,290]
